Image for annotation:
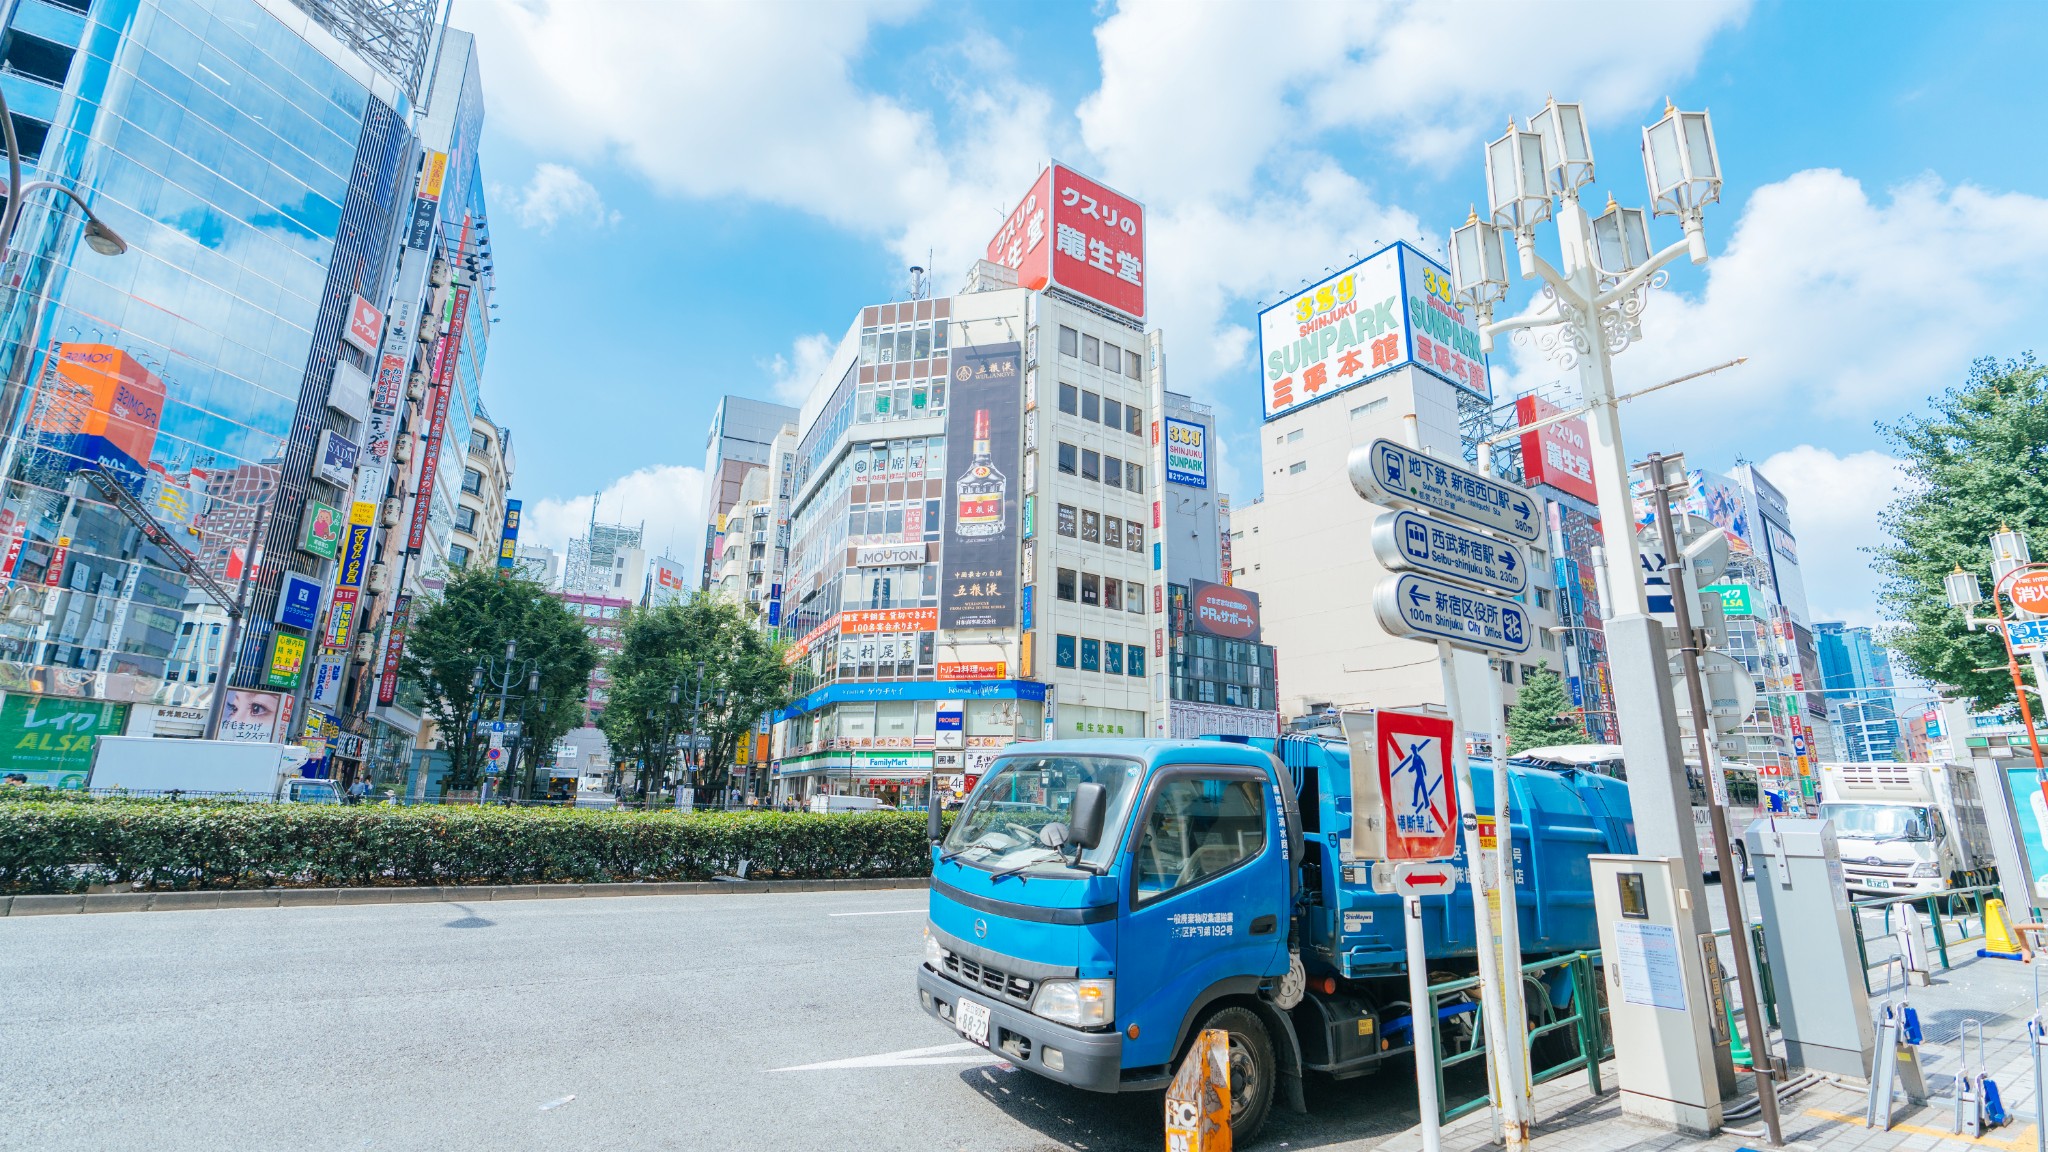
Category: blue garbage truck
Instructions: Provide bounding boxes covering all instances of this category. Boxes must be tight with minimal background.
[916,733,1637,1142]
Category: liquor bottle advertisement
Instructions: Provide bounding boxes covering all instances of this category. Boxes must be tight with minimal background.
[939,341,1021,630]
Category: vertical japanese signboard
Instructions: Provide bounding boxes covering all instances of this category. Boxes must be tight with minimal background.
[939,342,1021,629]
[407,284,467,552]
[376,594,412,705]
[497,498,521,568]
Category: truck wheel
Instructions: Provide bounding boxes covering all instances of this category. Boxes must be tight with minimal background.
[1199,1005,1276,1144]
[1732,842,1752,881]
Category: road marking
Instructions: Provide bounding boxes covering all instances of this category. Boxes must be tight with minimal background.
[772,1042,999,1071]
[828,909,925,917]
[539,1095,575,1112]
[1803,1108,2037,1150]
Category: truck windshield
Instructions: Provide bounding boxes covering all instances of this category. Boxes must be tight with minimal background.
[1822,803,1934,842]
[943,755,1142,874]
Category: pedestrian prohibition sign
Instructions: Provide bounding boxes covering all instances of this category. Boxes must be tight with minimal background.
[1376,709,1459,861]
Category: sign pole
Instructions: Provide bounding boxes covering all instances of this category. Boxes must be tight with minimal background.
[1486,661,1535,1146]
[1406,887,1443,1152]
[1439,642,1513,1140]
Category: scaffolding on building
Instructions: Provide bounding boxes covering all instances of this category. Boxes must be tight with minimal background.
[562,496,644,597]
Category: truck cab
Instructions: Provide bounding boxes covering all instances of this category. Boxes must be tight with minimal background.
[1818,761,1995,895]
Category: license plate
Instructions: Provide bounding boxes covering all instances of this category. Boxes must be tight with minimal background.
[1865,878,1891,889]
[955,998,991,1048]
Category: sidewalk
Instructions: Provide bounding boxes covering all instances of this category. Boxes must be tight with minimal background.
[1359,937,2047,1152]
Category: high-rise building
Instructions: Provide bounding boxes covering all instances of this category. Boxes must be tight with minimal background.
[450,411,513,572]
[1816,622,1902,761]
[771,162,1165,806]
[700,396,797,590]
[563,509,644,598]
[0,0,478,786]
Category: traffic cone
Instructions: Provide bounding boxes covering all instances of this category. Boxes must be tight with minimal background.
[1980,898,2027,961]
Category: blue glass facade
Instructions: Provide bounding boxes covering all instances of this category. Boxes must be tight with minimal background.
[1816,622,1901,761]
[0,0,417,720]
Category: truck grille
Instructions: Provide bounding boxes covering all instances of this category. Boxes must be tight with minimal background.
[944,954,1035,1004]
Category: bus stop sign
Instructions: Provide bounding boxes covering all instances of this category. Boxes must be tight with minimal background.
[1376,709,1459,861]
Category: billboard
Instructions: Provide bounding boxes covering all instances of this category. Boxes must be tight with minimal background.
[0,695,128,787]
[1258,242,1487,422]
[939,342,1021,629]
[32,344,165,473]
[275,571,323,630]
[267,632,307,688]
[1164,417,1208,489]
[986,164,1145,321]
[497,498,522,569]
[315,429,359,487]
[1187,579,1262,642]
[649,554,690,607]
[345,295,384,353]
[1514,394,1597,504]
[298,501,343,558]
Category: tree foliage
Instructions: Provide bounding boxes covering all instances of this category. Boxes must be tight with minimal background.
[601,595,793,803]
[1875,354,2048,711]
[1506,660,1588,754]
[396,566,598,790]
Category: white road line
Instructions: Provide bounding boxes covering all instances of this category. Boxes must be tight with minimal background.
[827,909,925,917]
[772,1042,999,1072]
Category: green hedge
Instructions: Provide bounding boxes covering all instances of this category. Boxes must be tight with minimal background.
[0,801,944,894]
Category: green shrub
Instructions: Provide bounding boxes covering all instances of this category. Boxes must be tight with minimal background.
[0,802,947,894]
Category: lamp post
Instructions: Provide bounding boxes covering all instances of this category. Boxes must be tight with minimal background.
[1451,97,1752,1133]
[473,639,540,802]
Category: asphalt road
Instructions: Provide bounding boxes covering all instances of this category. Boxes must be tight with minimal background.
[0,889,1418,1152]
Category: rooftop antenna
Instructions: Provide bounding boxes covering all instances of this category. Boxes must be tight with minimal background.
[909,264,927,300]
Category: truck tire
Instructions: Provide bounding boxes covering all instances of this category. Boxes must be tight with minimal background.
[1200,1005,1276,1144]
[1732,842,1752,881]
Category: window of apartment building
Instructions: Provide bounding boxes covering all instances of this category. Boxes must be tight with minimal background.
[1082,390,1100,422]
[1081,510,1101,543]
[1081,449,1100,482]
[1057,504,1077,537]
[1104,456,1123,488]
[1499,662,1514,684]
[1126,349,1143,380]
[448,544,471,567]
[1057,568,1077,601]
[1059,382,1078,415]
[454,506,476,533]
[1127,581,1144,612]
[1540,630,1557,651]
[1058,443,1077,475]
[1104,578,1122,611]
[1059,326,1079,357]
[1083,334,1100,365]
[462,468,483,495]
[1081,572,1100,606]
[1521,663,1538,683]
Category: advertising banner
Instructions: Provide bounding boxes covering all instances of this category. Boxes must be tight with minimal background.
[1187,579,1262,643]
[1514,394,1597,504]
[408,285,469,552]
[218,688,284,743]
[298,502,343,558]
[939,342,1021,629]
[990,165,1145,321]
[1164,417,1208,488]
[323,587,359,650]
[649,553,689,606]
[986,168,1053,290]
[267,632,307,688]
[309,657,346,708]
[344,296,383,354]
[856,543,927,568]
[375,594,412,705]
[841,608,938,635]
[276,571,323,630]
[337,523,372,589]
[497,498,521,569]
[937,662,1006,681]
[315,429,359,487]
[1259,242,1487,422]
[0,695,127,787]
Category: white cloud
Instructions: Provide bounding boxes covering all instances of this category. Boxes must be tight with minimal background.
[503,163,618,232]
[1756,445,1906,629]
[762,332,838,406]
[521,464,708,567]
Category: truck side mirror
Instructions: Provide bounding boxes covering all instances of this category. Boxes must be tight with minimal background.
[1068,782,1108,851]
[928,801,944,843]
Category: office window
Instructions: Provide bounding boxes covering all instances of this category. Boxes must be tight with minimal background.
[1103,340,1121,369]
[1060,326,1078,356]
[448,544,471,567]
[1105,578,1122,611]
[1106,641,1124,675]
[1083,334,1100,365]
[1126,349,1143,380]
[1081,510,1101,543]
[1058,443,1078,475]
[1103,398,1122,430]
[1126,463,1144,492]
[1082,450,1100,482]
[1059,382,1078,415]
[1534,588,1551,609]
[1286,429,1303,443]
[1080,637,1101,671]
[1289,461,1307,475]
[1082,391,1100,423]
[1126,405,1143,436]
[1057,504,1078,537]
[1522,664,1539,683]
[454,506,476,533]
[1128,643,1146,676]
[1057,568,1078,601]
[462,468,483,495]
[1104,456,1123,489]
[1105,516,1123,549]
[1500,662,1514,684]
[1081,572,1101,606]
[1127,522,1144,553]
[1540,630,1557,651]
[1127,582,1145,613]
[1056,634,1077,668]
[1351,397,1389,419]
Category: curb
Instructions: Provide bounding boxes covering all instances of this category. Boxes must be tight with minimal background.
[1,876,932,917]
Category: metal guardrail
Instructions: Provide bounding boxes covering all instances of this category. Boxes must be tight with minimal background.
[1421,951,1610,1124]
[1848,883,2003,991]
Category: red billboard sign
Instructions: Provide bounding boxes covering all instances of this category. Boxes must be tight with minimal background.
[1515,394,1597,504]
[1187,579,1261,642]
[346,295,384,354]
[986,163,1145,321]
[1376,710,1459,861]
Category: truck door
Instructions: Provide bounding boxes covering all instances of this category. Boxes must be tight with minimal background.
[1116,766,1286,1069]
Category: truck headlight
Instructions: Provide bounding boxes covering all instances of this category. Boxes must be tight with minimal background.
[1911,862,1941,878]
[1032,979,1114,1028]
[924,928,946,969]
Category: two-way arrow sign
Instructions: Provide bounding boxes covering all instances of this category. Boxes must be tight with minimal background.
[1389,860,1457,897]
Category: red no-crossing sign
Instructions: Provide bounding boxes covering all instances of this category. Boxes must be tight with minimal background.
[1376,709,1459,861]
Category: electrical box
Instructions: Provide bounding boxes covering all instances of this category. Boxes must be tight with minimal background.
[1745,817,1874,1078]
[1590,854,1723,1135]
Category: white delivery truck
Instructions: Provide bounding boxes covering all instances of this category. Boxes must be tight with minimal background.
[1817,761,1996,895]
[88,737,332,803]
[1514,743,1762,879]
[809,794,890,813]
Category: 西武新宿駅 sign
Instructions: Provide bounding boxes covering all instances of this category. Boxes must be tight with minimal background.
[1372,509,1529,596]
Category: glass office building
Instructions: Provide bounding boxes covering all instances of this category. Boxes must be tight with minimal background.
[0,0,425,777]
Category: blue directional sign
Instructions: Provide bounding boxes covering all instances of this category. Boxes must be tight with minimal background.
[2008,619,2048,654]
[1372,572,1532,655]
[1349,439,1542,543]
[1371,509,1529,595]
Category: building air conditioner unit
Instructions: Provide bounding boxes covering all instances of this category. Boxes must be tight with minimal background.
[380,499,403,528]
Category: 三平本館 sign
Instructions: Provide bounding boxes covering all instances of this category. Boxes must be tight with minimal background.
[1373,572,1532,655]
[1371,509,1528,595]
[1349,438,1541,543]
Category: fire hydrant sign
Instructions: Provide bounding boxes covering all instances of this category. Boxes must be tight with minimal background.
[1376,709,1458,861]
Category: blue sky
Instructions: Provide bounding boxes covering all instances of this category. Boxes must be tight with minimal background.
[454,0,2048,626]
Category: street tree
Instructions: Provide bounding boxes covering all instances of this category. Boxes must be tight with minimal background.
[1505,660,1588,754]
[397,565,598,791]
[1875,353,2048,710]
[602,594,791,804]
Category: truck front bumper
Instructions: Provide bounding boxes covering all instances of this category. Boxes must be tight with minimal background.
[1844,872,1943,896]
[917,964,1123,1093]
